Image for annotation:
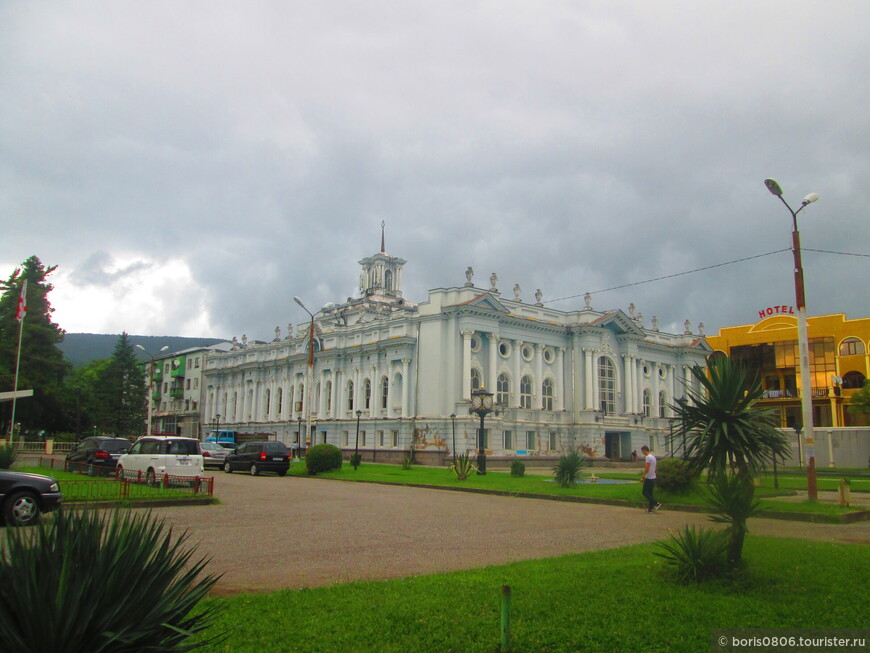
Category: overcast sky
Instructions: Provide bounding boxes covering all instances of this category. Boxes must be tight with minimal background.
[2,2,868,343]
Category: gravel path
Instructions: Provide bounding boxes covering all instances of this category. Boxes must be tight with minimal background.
[138,470,870,596]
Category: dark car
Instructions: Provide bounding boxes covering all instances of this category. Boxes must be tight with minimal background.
[65,436,132,476]
[223,441,290,476]
[0,471,63,527]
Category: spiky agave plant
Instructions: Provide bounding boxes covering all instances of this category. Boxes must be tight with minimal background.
[553,451,587,488]
[448,452,478,480]
[0,508,224,653]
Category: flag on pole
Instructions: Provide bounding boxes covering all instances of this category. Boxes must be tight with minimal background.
[16,280,27,322]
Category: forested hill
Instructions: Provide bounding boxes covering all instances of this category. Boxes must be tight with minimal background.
[59,333,227,368]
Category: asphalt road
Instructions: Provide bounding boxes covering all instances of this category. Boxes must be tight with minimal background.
[134,468,870,596]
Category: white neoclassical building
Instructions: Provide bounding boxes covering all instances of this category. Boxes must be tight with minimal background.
[202,241,711,462]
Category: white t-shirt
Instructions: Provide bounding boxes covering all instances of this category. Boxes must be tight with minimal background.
[644,453,657,479]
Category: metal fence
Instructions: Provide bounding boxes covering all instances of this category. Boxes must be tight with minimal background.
[36,457,214,499]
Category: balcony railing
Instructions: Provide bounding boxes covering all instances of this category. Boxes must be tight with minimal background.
[761,386,835,400]
[169,387,184,399]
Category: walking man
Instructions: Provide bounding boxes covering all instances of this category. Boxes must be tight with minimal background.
[640,445,661,513]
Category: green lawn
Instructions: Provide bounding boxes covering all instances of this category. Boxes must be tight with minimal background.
[195,536,869,652]
[287,462,866,517]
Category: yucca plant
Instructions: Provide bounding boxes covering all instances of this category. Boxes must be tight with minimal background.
[0,444,17,469]
[552,451,586,488]
[653,525,728,584]
[448,452,478,480]
[401,454,414,470]
[706,472,762,567]
[673,356,789,566]
[0,508,224,652]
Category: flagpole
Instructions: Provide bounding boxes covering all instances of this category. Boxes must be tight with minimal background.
[9,280,26,445]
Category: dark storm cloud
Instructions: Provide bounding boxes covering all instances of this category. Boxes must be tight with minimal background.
[1,1,868,339]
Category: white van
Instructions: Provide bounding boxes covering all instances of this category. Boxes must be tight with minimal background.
[117,436,204,482]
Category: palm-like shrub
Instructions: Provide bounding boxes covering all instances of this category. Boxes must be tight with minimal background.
[553,451,586,488]
[449,452,478,480]
[0,508,222,652]
[305,443,342,475]
[673,356,789,566]
[706,472,762,564]
[510,460,525,478]
[0,444,16,469]
[653,525,728,584]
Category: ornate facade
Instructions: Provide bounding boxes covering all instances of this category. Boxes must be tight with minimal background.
[202,244,711,461]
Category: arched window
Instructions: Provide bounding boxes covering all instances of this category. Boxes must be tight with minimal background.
[843,371,866,389]
[364,379,372,409]
[658,390,667,418]
[277,387,283,417]
[232,392,238,420]
[471,368,482,392]
[642,389,651,417]
[497,373,510,406]
[598,357,615,415]
[385,269,393,291]
[264,389,271,419]
[542,378,554,411]
[315,383,321,414]
[299,383,304,409]
[346,381,354,411]
[325,381,332,412]
[288,387,294,416]
[381,376,389,409]
[840,337,866,356]
[520,375,533,409]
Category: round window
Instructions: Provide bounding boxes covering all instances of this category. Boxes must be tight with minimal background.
[470,336,481,353]
[543,348,555,364]
[522,344,534,361]
[642,365,650,377]
[499,342,512,358]
[658,366,667,379]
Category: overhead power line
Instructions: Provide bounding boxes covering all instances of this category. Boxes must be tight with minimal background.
[547,245,869,306]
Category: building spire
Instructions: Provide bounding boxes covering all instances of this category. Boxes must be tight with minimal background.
[380,220,385,253]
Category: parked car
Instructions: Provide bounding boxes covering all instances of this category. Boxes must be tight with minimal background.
[0,471,63,527]
[223,441,290,476]
[117,436,204,484]
[65,436,131,475]
[200,441,230,469]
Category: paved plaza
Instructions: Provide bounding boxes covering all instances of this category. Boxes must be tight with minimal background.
[135,471,870,595]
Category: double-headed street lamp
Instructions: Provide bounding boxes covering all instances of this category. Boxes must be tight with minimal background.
[764,178,820,501]
[470,387,494,475]
[135,344,169,436]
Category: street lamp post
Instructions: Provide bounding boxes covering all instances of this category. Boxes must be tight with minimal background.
[764,178,820,501]
[353,409,363,469]
[135,344,168,436]
[293,296,323,459]
[470,387,494,475]
[450,413,457,464]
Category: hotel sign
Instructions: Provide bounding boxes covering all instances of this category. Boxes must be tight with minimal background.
[758,305,795,320]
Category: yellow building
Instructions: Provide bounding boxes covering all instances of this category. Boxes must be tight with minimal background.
[706,311,870,428]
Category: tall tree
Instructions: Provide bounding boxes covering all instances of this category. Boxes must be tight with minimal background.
[93,333,147,436]
[673,356,790,566]
[0,257,69,436]
[62,358,111,440]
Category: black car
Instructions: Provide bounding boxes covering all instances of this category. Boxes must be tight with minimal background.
[223,441,290,476]
[0,471,63,527]
[65,436,132,476]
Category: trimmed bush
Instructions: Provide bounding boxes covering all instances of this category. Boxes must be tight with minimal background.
[306,443,343,475]
[510,460,526,478]
[0,508,223,652]
[349,453,362,470]
[653,525,728,583]
[0,444,16,469]
[656,457,700,494]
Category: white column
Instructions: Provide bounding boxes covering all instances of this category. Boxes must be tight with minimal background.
[488,334,499,391]
[623,354,633,414]
[512,340,523,408]
[334,370,343,416]
[319,370,328,417]
[651,362,660,417]
[591,350,599,411]
[371,363,379,417]
[584,348,594,410]
[401,358,411,417]
[461,330,474,400]
[555,347,564,411]
[353,367,361,412]
[535,344,545,409]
